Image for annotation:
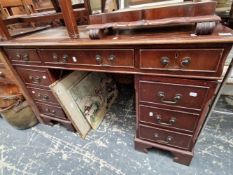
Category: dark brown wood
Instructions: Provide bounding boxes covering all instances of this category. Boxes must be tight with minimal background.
[5,48,41,64]
[138,76,217,112]
[139,48,224,77]
[84,0,92,15]
[27,87,60,105]
[59,0,79,39]
[51,0,61,12]
[1,20,233,165]
[15,67,54,88]
[38,49,134,68]
[0,17,11,40]
[88,1,219,39]
[139,105,199,133]
[90,1,217,24]
[134,138,194,165]
[36,102,67,120]
[139,124,192,150]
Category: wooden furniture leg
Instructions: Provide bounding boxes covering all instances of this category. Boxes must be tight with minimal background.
[173,152,193,165]
[0,17,11,40]
[135,138,193,166]
[59,0,79,39]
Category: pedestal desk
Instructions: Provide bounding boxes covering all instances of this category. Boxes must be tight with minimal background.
[1,24,233,165]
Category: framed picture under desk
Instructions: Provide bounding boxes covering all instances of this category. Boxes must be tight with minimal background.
[1,0,233,166]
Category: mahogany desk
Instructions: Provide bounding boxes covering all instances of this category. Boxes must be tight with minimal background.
[1,24,233,165]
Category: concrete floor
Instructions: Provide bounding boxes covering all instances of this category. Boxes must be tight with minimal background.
[0,86,233,175]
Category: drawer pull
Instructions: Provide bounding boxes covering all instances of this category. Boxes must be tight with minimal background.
[29,75,41,84]
[158,91,182,104]
[38,93,49,101]
[43,95,49,101]
[156,115,176,126]
[96,55,102,64]
[22,53,29,61]
[51,110,56,114]
[62,55,68,63]
[154,134,174,144]
[16,53,21,59]
[181,57,191,67]
[45,108,56,114]
[160,57,170,66]
[108,55,116,64]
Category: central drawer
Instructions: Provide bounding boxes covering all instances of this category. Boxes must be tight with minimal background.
[139,48,224,77]
[138,78,217,111]
[139,125,192,150]
[38,49,134,68]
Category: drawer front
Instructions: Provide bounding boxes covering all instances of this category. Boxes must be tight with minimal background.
[0,67,14,81]
[139,105,199,132]
[38,49,134,68]
[139,125,192,149]
[16,67,52,87]
[36,102,67,120]
[5,49,41,64]
[140,49,224,75]
[139,80,215,111]
[28,87,59,104]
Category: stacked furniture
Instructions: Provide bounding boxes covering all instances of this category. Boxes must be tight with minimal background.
[0,0,233,166]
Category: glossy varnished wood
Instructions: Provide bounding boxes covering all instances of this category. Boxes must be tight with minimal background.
[27,87,60,105]
[0,23,233,166]
[139,48,225,77]
[5,48,41,65]
[1,24,233,46]
[38,48,134,68]
[36,102,67,120]
[139,105,199,133]
[138,76,217,112]
[139,124,193,150]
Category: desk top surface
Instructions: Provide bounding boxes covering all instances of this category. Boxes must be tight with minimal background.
[1,24,233,47]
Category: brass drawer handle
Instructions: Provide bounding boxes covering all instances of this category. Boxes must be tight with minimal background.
[16,53,21,59]
[42,95,49,101]
[149,112,176,126]
[154,133,174,144]
[22,53,29,61]
[108,55,116,64]
[160,56,170,66]
[45,108,56,114]
[29,75,41,84]
[181,57,191,67]
[37,93,49,101]
[158,91,182,104]
[156,115,176,126]
[15,53,29,61]
[96,55,102,64]
[62,54,68,63]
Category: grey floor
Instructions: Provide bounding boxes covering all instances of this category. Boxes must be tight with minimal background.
[0,86,233,175]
